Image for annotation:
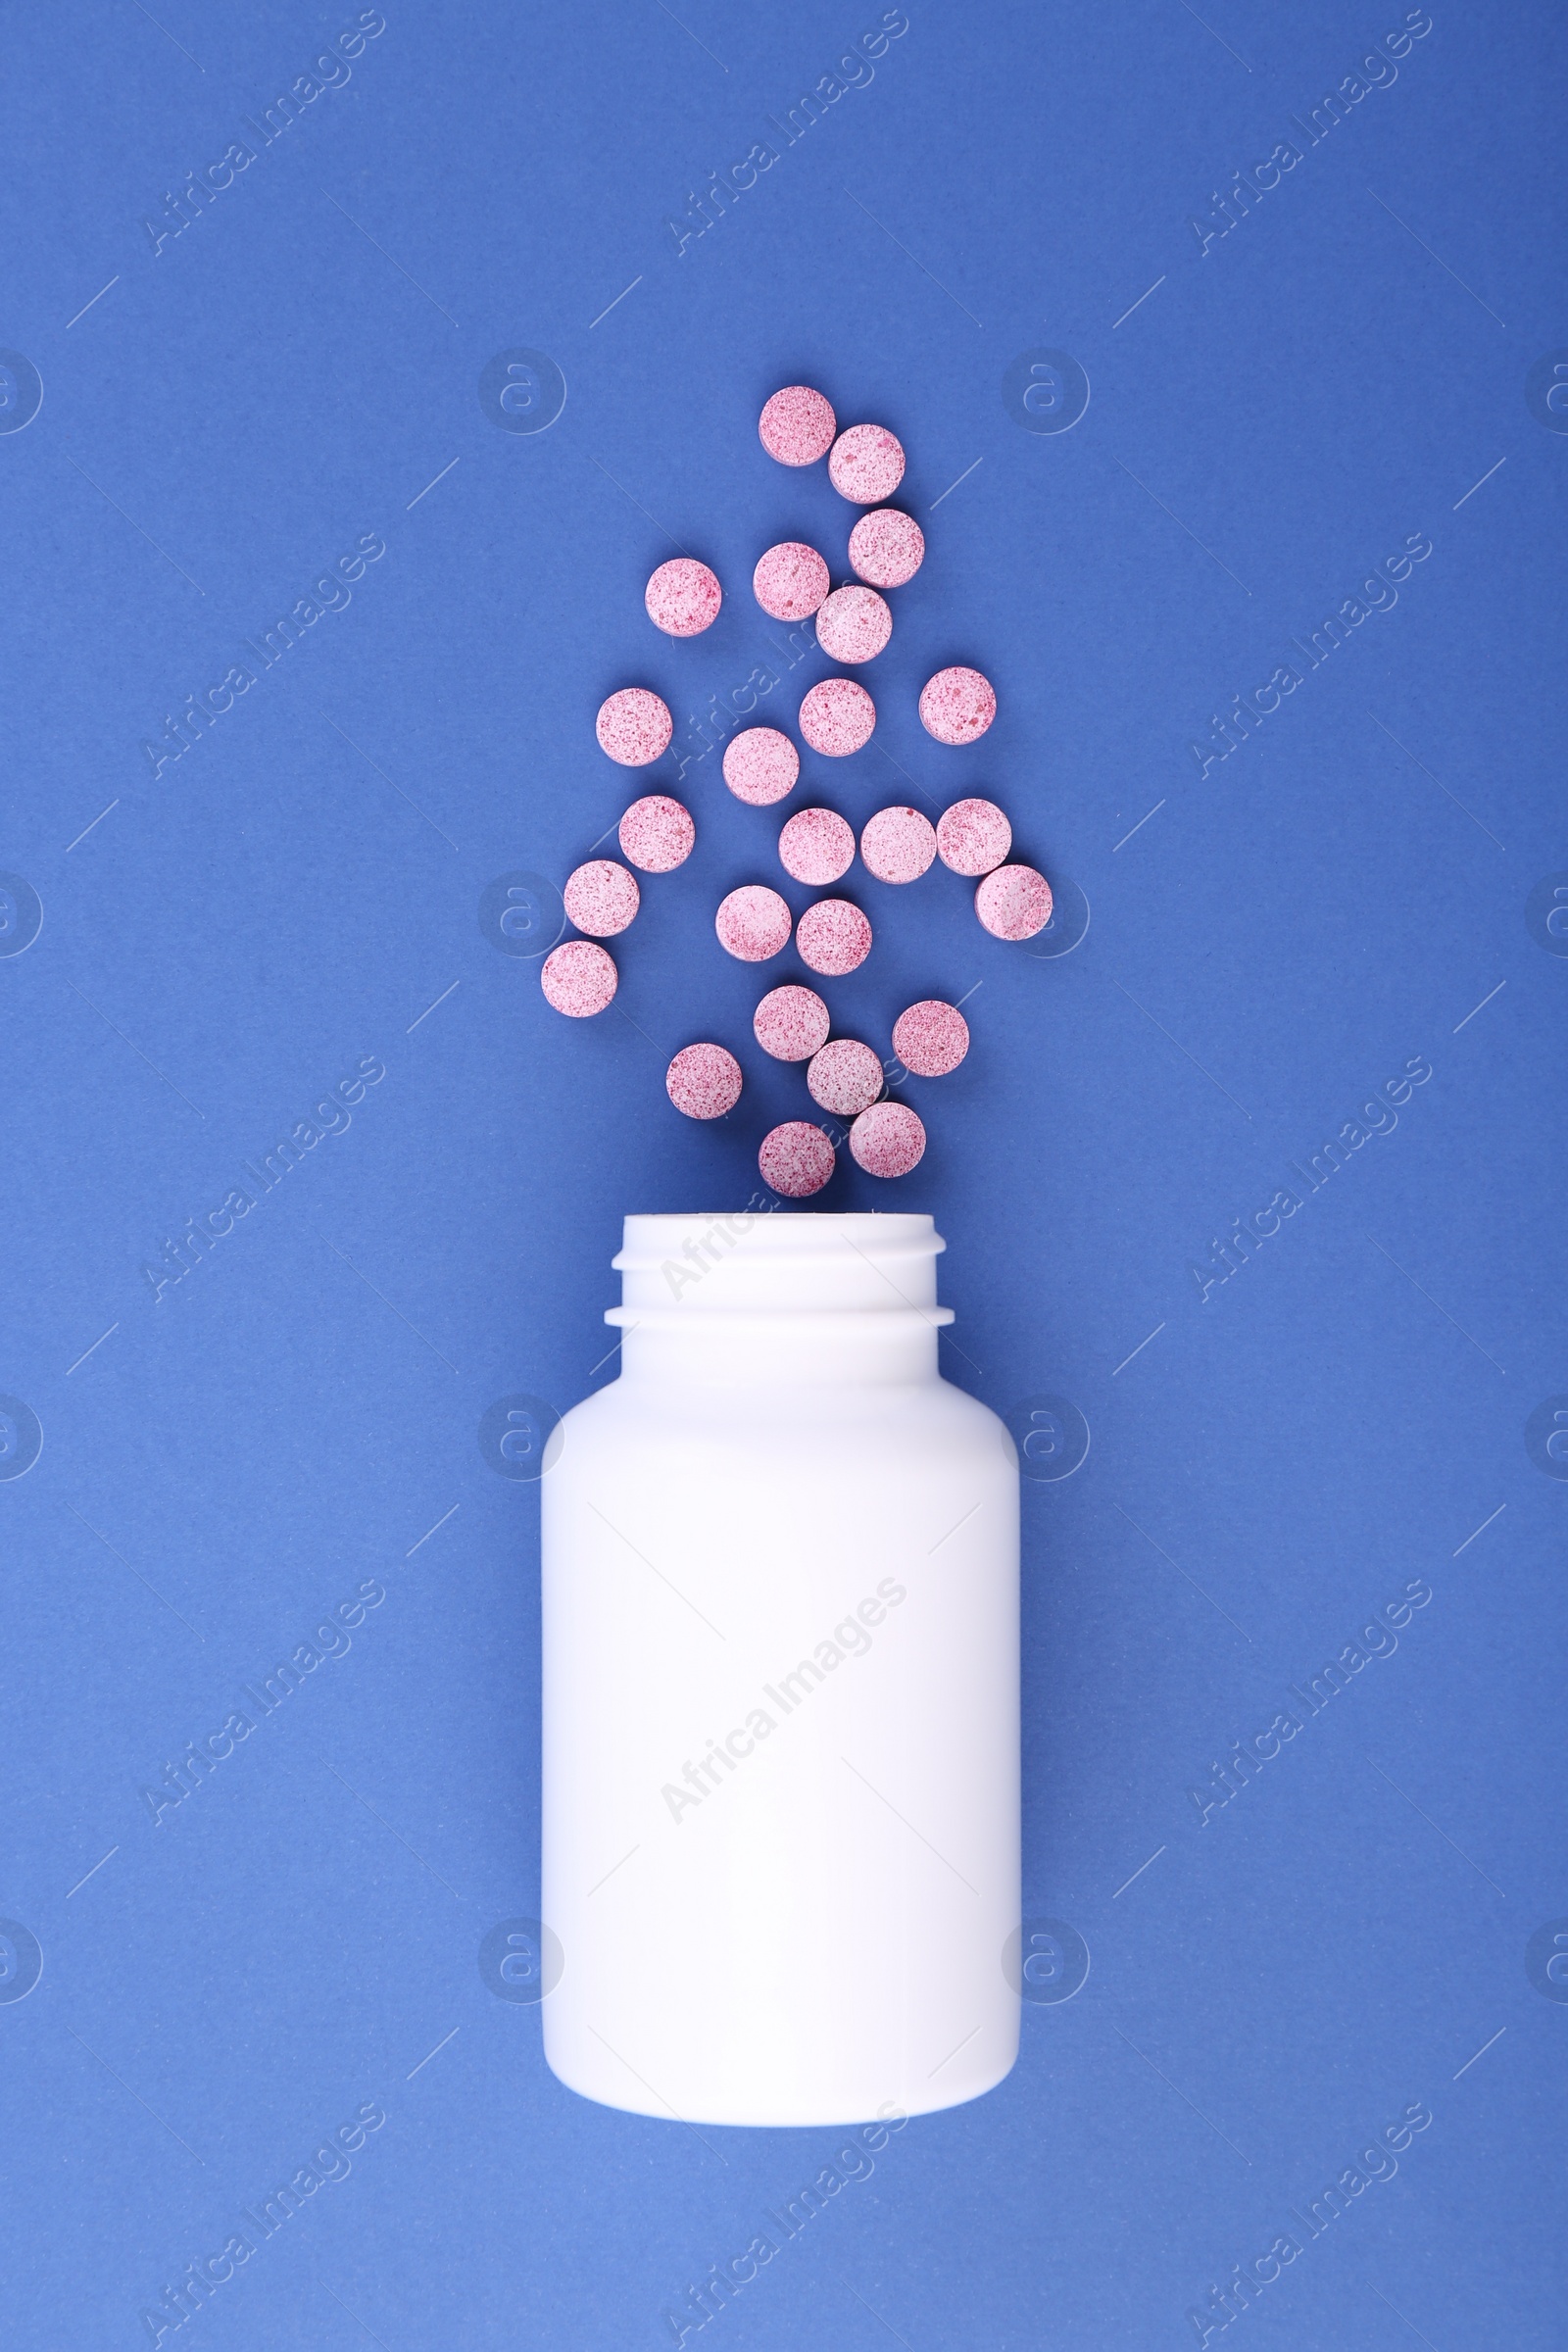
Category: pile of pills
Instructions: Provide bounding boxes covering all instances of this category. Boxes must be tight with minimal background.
[539,382,1059,1198]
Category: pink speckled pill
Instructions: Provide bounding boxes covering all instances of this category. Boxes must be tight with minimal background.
[796,897,871,976]
[919,666,997,747]
[850,1101,926,1178]
[808,1039,884,1117]
[799,677,876,758]
[753,542,830,623]
[597,687,673,766]
[778,806,855,887]
[564,858,640,937]
[618,794,695,873]
[937,797,1011,876]
[849,508,925,590]
[893,1000,969,1077]
[759,385,837,468]
[760,1120,836,1198]
[665,1042,743,1120]
[723,727,800,807]
[829,423,906,505]
[753,984,830,1061]
[541,939,617,1017]
[975,863,1054,941]
[645,557,721,638]
[860,806,937,885]
[715,884,793,962]
[814,585,892,665]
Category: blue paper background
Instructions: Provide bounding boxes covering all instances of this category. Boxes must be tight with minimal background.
[2,2,1563,2345]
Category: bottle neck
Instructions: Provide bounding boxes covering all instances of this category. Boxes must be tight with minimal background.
[606,1210,953,1389]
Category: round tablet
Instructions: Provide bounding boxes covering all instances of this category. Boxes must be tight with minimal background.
[759,385,837,468]
[849,508,925,590]
[814,585,892,665]
[936,797,1010,876]
[754,985,830,1062]
[618,794,695,873]
[541,940,617,1017]
[760,1121,836,1198]
[893,1000,969,1078]
[715,884,793,961]
[860,807,937,885]
[597,687,673,766]
[723,726,800,807]
[666,1043,743,1120]
[850,1101,926,1178]
[975,863,1054,941]
[778,806,855,886]
[564,858,639,937]
[645,557,721,638]
[808,1039,885,1117]
[796,898,872,976]
[919,666,996,747]
[799,677,876,758]
[829,423,906,505]
[753,542,830,622]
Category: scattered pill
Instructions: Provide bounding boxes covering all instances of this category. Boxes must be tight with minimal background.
[893,1000,969,1077]
[723,727,800,806]
[645,557,721,637]
[860,806,937,884]
[715,884,793,961]
[814,585,893,665]
[848,508,925,589]
[754,541,830,622]
[564,858,639,937]
[618,794,695,873]
[850,1101,926,1178]
[936,797,1011,875]
[808,1039,885,1116]
[778,806,856,886]
[754,984,831,1061]
[665,1042,743,1120]
[759,385,837,467]
[919,666,996,746]
[597,687,673,766]
[760,1120,837,1197]
[796,897,872,976]
[799,677,876,758]
[829,423,906,505]
[975,863,1054,941]
[541,940,617,1017]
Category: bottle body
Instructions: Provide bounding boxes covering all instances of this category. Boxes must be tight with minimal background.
[541,1211,1020,2127]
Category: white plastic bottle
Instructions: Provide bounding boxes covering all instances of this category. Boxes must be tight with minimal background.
[540,1209,1020,2127]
